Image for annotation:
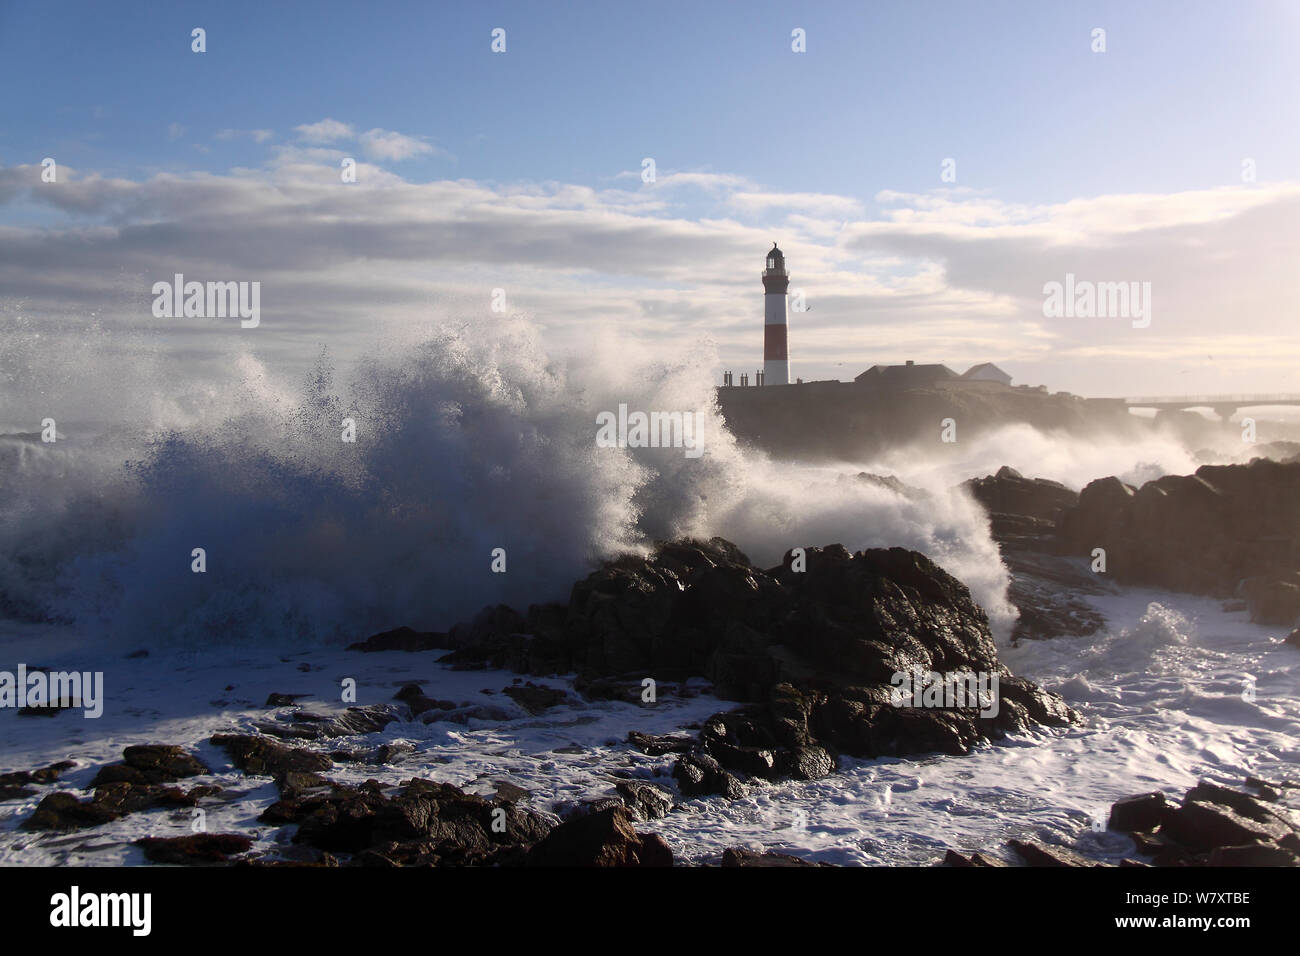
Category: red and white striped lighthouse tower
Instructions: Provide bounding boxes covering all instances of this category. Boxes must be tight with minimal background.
[762,242,790,385]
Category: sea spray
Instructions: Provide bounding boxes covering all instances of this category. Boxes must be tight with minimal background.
[0,312,1216,649]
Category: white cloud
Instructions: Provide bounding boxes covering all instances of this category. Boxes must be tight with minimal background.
[358,128,441,161]
[1,160,1295,397]
[294,118,355,143]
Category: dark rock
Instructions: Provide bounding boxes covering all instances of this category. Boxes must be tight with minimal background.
[266,693,311,706]
[1008,839,1097,867]
[110,745,207,783]
[943,849,1008,867]
[1059,460,1300,598]
[261,777,554,865]
[253,705,405,741]
[1181,781,1299,834]
[494,781,530,803]
[403,695,457,717]
[1285,628,1300,648]
[614,780,674,821]
[502,683,568,714]
[1,759,77,798]
[23,792,122,830]
[136,834,253,864]
[210,734,333,776]
[92,781,197,814]
[1242,575,1300,627]
[1160,800,1292,851]
[347,626,451,653]
[373,742,416,765]
[274,770,335,798]
[673,751,745,800]
[392,683,425,701]
[721,847,821,867]
[627,731,694,756]
[964,467,1079,529]
[557,796,627,821]
[1207,843,1300,867]
[526,807,672,867]
[1108,792,1168,832]
[432,537,1072,793]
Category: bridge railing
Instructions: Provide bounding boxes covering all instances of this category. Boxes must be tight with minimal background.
[1120,393,1300,405]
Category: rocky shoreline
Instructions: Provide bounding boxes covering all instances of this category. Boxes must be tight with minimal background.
[5,456,1298,867]
[964,457,1300,643]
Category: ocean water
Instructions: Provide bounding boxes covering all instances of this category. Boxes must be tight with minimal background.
[1,317,1296,865]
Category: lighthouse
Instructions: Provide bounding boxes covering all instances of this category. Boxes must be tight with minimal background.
[762,242,790,385]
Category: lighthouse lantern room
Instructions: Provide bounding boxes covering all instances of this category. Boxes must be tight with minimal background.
[762,243,790,385]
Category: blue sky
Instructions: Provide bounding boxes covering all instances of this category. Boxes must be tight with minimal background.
[2,0,1298,405]
[9,1,1298,204]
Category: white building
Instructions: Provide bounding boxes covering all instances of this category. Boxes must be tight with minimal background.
[961,363,1013,386]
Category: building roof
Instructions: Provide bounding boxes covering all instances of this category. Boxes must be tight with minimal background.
[855,362,957,384]
[961,362,1010,378]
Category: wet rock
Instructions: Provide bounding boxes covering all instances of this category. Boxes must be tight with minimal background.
[23,792,123,830]
[92,781,198,814]
[494,781,530,803]
[614,780,674,821]
[1182,780,1300,833]
[965,466,1079,528]
[0,760,76,799]
[210,733,333,776]
[1285,628,1300,648]
[259,777,553,866]
[1108,791,1168,833]
[1207,843,1300,867]
[347,626,451,652]
[526,807,671,867]
[1159,800,1292,851]
[574,676,652,703]
[89,745,208,788]
[373,742,416,765]
[392,683,425,701]
[136,834,253,864]
[252,704,405,741]
[266,693,311,706]
[627,731,694,756]
[556,796,627,821]
[673,751,745,800]
[434,537,1072,794]
[274,770,335,798]
[943,850,1008,867]
[423,703,513,724]
[1059,460,1300,598]
[1242,575,1300,627]
[1008,839,1099,867]
[720,847,821,867]
[502,682,568,714]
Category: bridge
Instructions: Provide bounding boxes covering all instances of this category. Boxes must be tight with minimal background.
[1114,394,1300,418]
